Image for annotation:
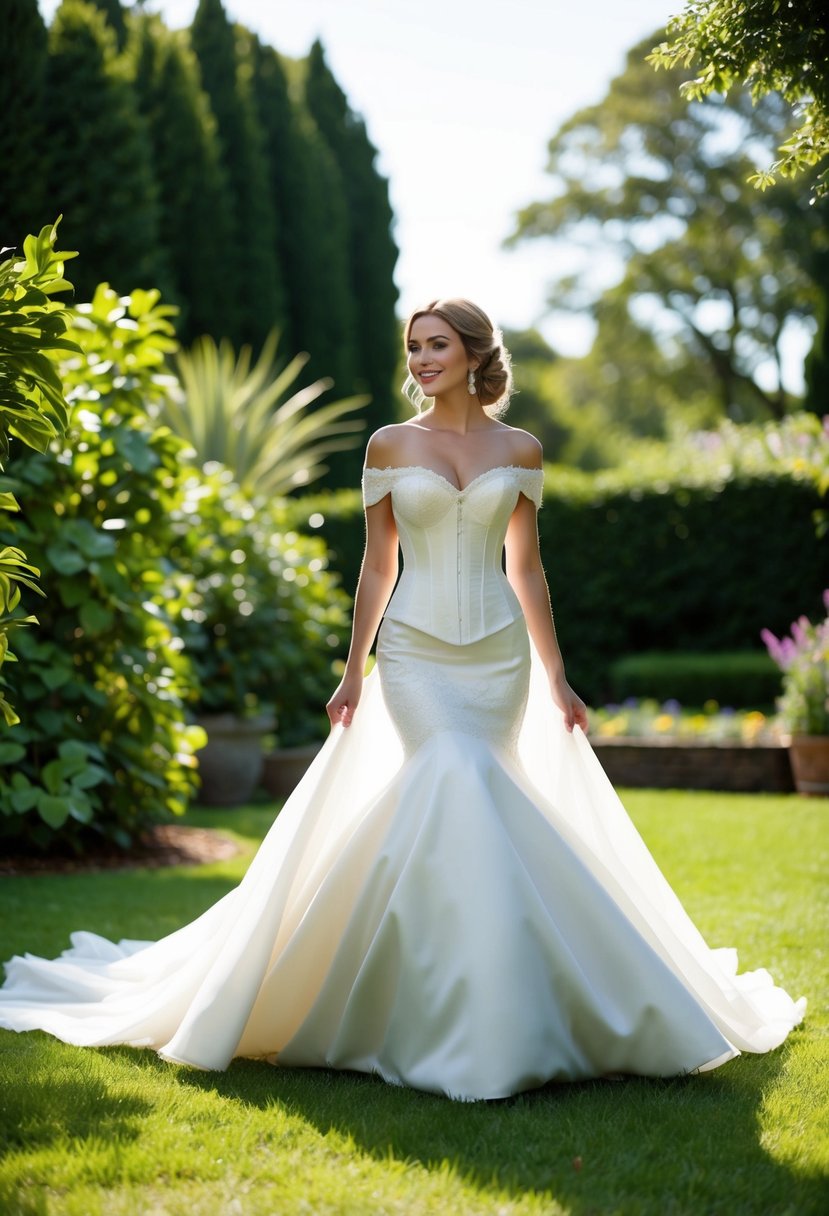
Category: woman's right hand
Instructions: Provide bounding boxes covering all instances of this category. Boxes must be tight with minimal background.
[326,670,364,729]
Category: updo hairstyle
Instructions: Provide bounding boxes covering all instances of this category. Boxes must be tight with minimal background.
[403,297,513,416]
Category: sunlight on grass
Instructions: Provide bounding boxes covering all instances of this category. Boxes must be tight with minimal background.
[1,792,827,1215]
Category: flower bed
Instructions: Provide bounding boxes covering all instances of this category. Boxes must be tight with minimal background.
[587,700,793,792]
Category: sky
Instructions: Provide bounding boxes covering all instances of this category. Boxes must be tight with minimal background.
[39,0,683,354]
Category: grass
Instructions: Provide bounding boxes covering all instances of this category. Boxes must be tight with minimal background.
[0,790,827,1215]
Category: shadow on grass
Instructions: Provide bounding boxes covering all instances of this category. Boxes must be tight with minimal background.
[173,1036,825,1215]
[0,1040,151,1161]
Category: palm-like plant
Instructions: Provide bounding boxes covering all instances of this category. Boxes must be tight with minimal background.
[161,331,367,496]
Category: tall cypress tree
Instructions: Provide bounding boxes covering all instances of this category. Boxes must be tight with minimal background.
[0,0,50,249]
[190,0,285,349]
[86,0,127,50]
[292,111,357,401]
[127,13,236,341]
[43,0,168,301]
[242,33,302,355]
[303,41,399,434]
[244,32,354,395]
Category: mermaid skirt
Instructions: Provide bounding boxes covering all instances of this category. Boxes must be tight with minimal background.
[0,617,805,1100]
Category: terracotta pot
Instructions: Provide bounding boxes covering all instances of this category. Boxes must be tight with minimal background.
[194,713,275,806]
[787,735,829,796]
[261,743,323,800]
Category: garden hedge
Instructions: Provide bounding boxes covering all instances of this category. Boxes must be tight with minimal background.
[285,473,827,704]
[607,651,782,710]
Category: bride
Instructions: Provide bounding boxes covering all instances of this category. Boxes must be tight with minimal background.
[0,298,805,1101]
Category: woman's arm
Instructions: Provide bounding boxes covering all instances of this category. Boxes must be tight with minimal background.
[505,490,588,733]
[325,471,399,729]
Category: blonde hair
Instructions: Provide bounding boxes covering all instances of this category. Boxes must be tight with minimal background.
[402,297,513,416]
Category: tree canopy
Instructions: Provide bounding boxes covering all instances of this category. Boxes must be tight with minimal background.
[189,0,285,348]
[649,0,829,196]
[127,12,235,342]
[43,0,169,303]
[4,0,400,485]
[0,0,49,248]
[509,34,825,435]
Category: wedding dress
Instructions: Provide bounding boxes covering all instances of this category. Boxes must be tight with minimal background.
[0,465,805,1101]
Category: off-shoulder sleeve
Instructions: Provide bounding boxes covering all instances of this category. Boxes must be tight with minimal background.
[515,467,544,508]
[362,466,397,507]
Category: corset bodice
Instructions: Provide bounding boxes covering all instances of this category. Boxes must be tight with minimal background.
[361,464,544,644]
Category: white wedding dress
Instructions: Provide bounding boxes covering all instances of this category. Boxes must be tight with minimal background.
[0,465,805,1101]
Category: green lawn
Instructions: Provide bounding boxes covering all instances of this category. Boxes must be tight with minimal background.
[0,791,827,1216]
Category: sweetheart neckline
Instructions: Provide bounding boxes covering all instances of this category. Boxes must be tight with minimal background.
[364,464,541,495]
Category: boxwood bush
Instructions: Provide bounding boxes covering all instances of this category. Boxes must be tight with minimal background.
[607,651,782,710]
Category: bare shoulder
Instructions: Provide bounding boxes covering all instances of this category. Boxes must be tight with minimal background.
[364,424,415,469]
[499,424,543,469]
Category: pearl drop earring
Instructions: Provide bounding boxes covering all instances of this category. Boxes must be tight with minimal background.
[467,368,476,395]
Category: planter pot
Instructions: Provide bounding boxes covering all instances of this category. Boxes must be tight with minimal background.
[787,735,829,796]
[261,743,323,800]
[195,713,275,806]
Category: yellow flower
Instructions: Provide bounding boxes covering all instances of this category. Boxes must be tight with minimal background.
[599,717,628,737]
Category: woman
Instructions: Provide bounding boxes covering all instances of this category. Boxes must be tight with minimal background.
[0,298,805,1101]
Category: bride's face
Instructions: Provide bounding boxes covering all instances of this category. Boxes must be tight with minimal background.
[407,314,472,398]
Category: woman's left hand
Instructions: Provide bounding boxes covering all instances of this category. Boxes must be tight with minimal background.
[549,673,589,734]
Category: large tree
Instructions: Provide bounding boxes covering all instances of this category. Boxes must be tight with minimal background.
[42,1,168,302]
[242,33,302,356]
[85,0,127,50]
[190,0,285,349]
[127,12,235,342]
[303,41,399,444]
[510,34,824,424]
[289,110,357,416]
[650,0,829,196]
[0,0,50,250]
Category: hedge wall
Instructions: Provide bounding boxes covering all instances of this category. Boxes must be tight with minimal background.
[285,473,827,703]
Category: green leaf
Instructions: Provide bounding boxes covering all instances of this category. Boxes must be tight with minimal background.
[9,783,39,813]
[40,758,65,795]
[67,795,93,824]
[36,792,71,828]
[0,741,25,764]
[40,665,72,692]
[72,763,109,790]
[79,600,114,634]
[57,740,92,762]
[45,545,87,576]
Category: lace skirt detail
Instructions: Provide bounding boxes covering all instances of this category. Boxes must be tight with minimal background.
[376,616,530,758]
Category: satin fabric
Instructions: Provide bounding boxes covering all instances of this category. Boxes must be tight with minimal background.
[362,464,544,644]
[0,466,805,1100]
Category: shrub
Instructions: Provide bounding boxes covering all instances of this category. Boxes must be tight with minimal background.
[540,474,827,701]
[165,468,351,745]
[161,331,366,496]
[607,651,782,710]
[0,284,203,852]
[0,220,78,725]
[281,486,363,598]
